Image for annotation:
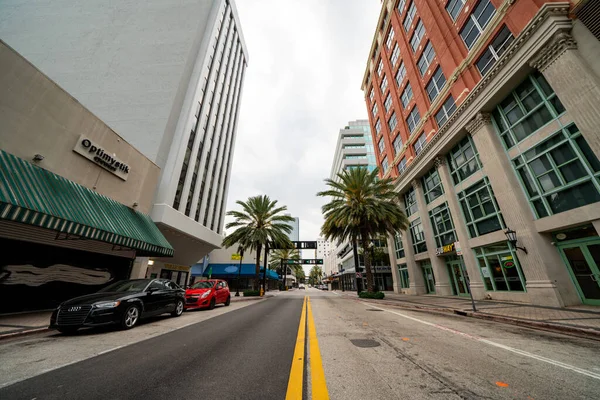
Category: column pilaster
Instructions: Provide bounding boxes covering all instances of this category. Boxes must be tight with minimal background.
[412,179,453,295]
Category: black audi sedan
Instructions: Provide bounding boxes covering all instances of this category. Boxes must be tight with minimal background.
[50,279,185,334]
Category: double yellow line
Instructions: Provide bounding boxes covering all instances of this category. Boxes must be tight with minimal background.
[286,296,329,400]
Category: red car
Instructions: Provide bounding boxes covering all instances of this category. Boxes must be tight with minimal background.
[184,279,231,310]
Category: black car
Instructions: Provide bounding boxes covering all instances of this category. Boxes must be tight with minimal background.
[50,279,185,334]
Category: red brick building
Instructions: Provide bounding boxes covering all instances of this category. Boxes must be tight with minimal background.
[361,0,600,307]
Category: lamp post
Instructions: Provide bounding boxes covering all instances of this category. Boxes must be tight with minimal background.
[235,247,244,297]
[505,228,528,254]
[261,243,269,296]
[352,237,361,295]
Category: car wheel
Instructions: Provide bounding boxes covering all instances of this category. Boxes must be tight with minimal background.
[57,327,78,335]
[208,297,216,310]
[171,300,184,317]
[224,295,231,306]
[121,305,140,330]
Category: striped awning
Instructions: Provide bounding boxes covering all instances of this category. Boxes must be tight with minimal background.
[0,150,174,257]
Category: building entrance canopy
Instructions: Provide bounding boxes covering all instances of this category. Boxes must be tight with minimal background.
[0,150,173,257]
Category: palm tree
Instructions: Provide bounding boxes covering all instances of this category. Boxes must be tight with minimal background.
[317,167,408,292]
[223,195,295,290]
[269,248,300,288]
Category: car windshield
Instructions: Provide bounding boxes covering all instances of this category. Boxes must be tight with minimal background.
[190,281,215,289]
[98,280,150,293]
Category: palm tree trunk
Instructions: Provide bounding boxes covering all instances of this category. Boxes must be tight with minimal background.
[255,243,262,291]
[361,232,375,292]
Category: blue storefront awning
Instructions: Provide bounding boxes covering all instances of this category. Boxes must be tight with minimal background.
[198,263,279,280]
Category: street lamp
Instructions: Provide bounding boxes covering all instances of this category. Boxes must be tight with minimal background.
[235,247,244,297]
[504,228,528,254]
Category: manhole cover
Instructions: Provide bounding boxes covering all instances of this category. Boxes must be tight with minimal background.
[350,339,381,348]
[366,309,383,312]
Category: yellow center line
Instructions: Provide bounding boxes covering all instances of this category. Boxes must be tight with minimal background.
[286,296,307,400]
[307,296,330,400]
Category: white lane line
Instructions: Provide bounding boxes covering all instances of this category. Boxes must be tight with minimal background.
[369,305,600,381]
[331,291,341,296]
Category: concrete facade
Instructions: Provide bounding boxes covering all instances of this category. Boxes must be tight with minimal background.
[363,1,600,307]
[0,0,249,270]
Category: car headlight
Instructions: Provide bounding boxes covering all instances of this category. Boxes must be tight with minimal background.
[94,301,121,309]
[201,291,211,299]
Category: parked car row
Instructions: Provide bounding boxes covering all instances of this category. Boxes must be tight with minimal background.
[50,278,231,334]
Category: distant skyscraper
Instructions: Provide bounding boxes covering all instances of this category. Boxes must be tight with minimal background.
[330,120,378,180]
[0,0,249,270]
[284,214,300,242]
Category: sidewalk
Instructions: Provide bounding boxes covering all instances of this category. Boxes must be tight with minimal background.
[0,293,271,340]
[336,291,600,339]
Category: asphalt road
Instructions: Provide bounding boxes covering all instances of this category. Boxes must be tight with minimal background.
[0,294,304,400]
[1,289,600,400]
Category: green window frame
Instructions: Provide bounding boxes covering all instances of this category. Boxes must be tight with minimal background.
[404,187,418,216]
[458,178,505,238]
[474,242,526,292]
[447,135,481,184]
[513,123,600,218]
[422,167,444,203]
[397,264,410,288]
[394,233,405,259]
[429,202,456,247]
[410,218,427,254]
[491,72,565,149]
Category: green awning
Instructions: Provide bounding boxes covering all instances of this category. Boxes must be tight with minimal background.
[0,150,174,257]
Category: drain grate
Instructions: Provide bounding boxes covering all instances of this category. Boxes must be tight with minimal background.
[350,339,381,348]
[366,309,384,312]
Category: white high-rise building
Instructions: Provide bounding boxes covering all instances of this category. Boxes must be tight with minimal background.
[0,0,249,269]
[284,214,300,242]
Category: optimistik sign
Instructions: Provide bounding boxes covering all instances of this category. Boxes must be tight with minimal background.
[73,135,131,181]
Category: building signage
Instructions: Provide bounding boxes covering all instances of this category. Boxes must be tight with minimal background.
[73,135,130,181]
[231,253,242,260]
[370,266,392,273]
[164,263,191,272]
[436,243,455,256]
[454,241,462,256]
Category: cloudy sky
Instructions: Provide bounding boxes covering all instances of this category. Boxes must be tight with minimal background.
[225,0,381,255]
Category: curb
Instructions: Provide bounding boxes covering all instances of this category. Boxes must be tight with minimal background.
[0,327,49,342]
[352,296,600,341]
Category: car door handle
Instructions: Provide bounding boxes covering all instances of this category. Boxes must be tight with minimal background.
[591,274,598,282]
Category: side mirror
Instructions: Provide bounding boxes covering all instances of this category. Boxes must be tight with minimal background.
[147,287,158,293]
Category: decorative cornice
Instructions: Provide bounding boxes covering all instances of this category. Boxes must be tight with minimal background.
[529,31,577,71]
[411,180,421,190]
[433,156,446,168]
[465,113,492,135]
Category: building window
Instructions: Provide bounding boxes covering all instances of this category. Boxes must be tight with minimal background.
[375,119,381,134]
[377,59,384,76]
[435,96,457,128]
[417,41,435,76]
[372,102,378,117]
[404,187,418,216]
[398,157,407,174]
[413,132,427,156]
[388,112,398,132]
[476,25,514,76]
[378,137,385,153]
[401,83,413,109]
[406,106,421,133]
[386,26,395,49]
[512,124,600,218]
[380,75,388,93]
[397,264,410,288]
[384,93,393,113]
[492,72,565,148]
[422,167,444,203]
[395,62,407,87]
[404,2,417,32]
[393,135,403,155]
[382,156,389,172]
[475,242,526,292]
[397,0,407,14]
[426,66,446,102]
[410,20,426,52]
[173,128,197,210]
[446,0,465,21]
[448,135,481,184]
[429,202,456,247]
[459,178,504,238]
[460,0,496,49]
[344,154,367,159]
[369,87,375,103]
[394,233,405,259]
[390,44,401,66]
[410,219,427,253]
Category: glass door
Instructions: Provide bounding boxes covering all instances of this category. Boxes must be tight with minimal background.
[559,241,600,305]
[447,259,469,296]
[421,264,435,294]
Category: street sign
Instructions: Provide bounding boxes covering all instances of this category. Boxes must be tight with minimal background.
[283,259,323,265]
[271,241,317,249]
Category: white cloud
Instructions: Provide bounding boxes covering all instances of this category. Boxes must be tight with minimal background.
[225,0,380,248]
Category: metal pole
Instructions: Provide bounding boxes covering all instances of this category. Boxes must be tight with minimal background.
[352,238,360,295]
[235,248,244,297]
[460,256,477,312]
[261,243,269,296]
